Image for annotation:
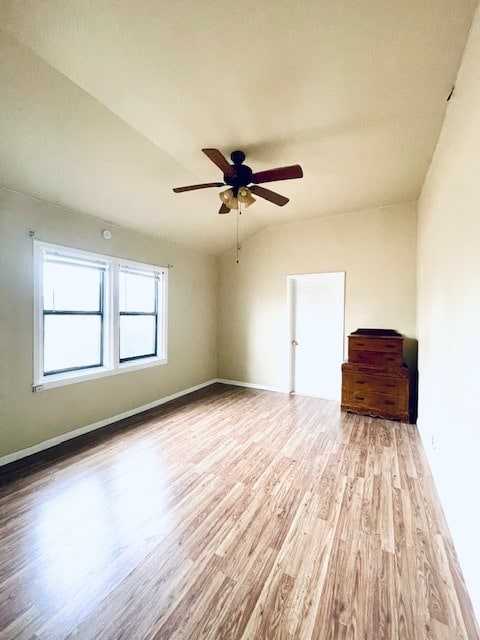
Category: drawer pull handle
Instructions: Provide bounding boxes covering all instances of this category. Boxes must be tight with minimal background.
[356,342,365,346]
[355,380,366,385]
[386,383,395,388]
[355,395,365,401]
[385,400,395,406]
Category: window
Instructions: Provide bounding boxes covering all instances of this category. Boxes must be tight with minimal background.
[119,267,158,362]
[42,255,105,374]
[34,241,168,390]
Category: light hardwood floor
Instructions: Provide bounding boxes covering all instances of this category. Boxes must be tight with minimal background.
[0,384,478,640]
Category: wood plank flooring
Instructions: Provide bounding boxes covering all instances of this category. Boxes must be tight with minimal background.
[0,383,478,639]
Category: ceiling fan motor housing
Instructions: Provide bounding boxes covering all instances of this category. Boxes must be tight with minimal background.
[224,151,252,195]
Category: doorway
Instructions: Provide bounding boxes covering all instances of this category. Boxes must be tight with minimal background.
[288,272,345,401]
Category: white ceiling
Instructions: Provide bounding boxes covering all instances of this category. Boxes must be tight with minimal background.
[0,0,477,255]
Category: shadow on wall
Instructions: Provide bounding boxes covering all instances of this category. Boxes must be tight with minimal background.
[404,337,418,423]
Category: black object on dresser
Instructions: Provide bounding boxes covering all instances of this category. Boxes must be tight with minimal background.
[341,329,410,422]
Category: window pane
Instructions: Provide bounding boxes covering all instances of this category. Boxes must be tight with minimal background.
[43,260,102,311]
[119,270,156,313]
[44,315,102,373]
[120,316,156,360]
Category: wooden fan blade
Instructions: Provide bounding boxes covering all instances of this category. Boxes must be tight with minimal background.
[173,182,224,193]
[251,164,303,184]
[202,149,235,176]
[249,185,289,206]
[218,203,230,214]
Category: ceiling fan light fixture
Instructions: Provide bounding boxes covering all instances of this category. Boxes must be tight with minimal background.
[237,187,256,207]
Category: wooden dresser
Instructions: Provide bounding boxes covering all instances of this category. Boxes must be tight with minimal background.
[341,329,410,422]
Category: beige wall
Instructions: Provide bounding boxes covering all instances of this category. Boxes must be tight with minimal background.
[217,203,417,392]
[417,5,480,617]
[0,189,217,459]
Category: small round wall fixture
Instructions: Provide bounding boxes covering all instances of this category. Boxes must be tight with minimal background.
[102,229,112,240]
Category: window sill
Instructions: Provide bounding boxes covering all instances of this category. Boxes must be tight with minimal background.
[32,357,168,392]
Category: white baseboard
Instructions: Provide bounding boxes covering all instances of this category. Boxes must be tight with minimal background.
[0,379,217,468]
[1,378,286,468]
[216,378,286,394]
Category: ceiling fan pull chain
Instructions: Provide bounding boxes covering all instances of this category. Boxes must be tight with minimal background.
[236,204,241,264]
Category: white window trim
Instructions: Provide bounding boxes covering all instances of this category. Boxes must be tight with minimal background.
[33,241,168,392]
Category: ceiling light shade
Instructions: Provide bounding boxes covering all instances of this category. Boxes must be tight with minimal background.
[237,187,256,207]
[219,188,239,209]
[219,188,233,204]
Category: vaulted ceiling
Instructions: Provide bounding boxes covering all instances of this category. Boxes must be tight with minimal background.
[1,1,477,254]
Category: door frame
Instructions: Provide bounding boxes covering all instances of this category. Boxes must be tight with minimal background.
[287,271,346,395]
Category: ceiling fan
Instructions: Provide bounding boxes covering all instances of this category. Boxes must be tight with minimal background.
[173,149,303,214]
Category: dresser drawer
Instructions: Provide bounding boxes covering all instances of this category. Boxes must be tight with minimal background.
[348,336,403,354]
[348,350,403,367]
[343,372,400,395]
[350,389,400,410]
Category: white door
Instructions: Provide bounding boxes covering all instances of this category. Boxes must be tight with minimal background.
[289,272,345,401]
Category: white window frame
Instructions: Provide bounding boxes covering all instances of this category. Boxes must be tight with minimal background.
[33,241,168,391]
